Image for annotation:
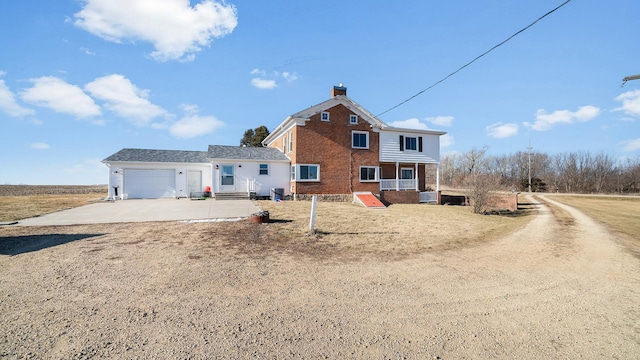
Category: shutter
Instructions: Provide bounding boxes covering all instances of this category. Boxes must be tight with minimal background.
[399,135,404,151]
[418,136,423,152]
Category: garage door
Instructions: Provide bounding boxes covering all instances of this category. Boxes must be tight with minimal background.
[124,169,175,199]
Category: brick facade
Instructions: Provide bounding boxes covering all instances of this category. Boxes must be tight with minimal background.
[290,103,380,195]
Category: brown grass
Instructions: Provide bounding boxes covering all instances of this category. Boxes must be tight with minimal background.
[0,188,533,261]
[255,200,532,260]
[0,193,106,222]
[551,195,640,256]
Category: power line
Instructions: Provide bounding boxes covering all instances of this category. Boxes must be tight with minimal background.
[377,0,572,117]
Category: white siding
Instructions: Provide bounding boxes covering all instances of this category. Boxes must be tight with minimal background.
[211,160,290,196]
[379,130,440,163]
[106,162,211,199]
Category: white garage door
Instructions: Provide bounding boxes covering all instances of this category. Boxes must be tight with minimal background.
[124,169,175,199]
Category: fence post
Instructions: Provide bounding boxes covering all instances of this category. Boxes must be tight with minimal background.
[309,195,318,234]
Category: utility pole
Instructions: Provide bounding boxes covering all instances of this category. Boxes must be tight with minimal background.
[622,74,640,87]
[527,143,533,192]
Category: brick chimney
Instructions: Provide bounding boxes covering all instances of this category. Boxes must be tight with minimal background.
[331,84,347,97]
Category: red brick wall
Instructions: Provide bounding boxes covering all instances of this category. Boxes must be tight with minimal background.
[293,104,380,195]
[380,190,419,204]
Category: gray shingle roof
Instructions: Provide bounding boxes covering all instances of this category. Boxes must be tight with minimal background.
[103,148,210,163]
[207,145,289,161]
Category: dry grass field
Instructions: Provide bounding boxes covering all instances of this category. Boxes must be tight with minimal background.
[549,194,640,257]
[1,189,639,358]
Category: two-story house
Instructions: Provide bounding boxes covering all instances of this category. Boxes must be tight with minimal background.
[103,85,446,204]
[262,85,446,203]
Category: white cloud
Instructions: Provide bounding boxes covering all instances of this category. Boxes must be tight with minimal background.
[622,138,640,152]
[440,134,454,147]
[74,0,238,62]
[281,72,298,82]
[614,90,640,118]
[249,68,298,89]
[84,74,168,126]
[169,105,224,138]
[425,115,454,127]
[170,114,224,138]
[486,122,518,138]
[388,118,429,130]
[251,78,277,90]
[0,79,35,117]
[30,142,50,150]
[524,105,600,131]
[21,76,101,118]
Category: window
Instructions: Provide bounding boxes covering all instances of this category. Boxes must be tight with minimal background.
[350,114,358,124]
[399,135,423,152]
[283,133,287,152]
[401,168,414,179]
[259,163,269,175]
[360,166,379,182]
[352,131,369,149]
[321,112,330,121]
[293,164,320,181]
[288,131,293,153]
[405,136,417,151]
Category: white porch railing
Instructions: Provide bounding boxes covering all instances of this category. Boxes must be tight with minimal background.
[380,179,417,191]
[419,191,437,203]
[247,178,256,196]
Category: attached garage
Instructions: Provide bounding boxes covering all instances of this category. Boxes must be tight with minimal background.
[124,169,175,199]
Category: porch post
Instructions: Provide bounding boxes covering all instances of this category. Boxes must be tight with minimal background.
[415,162,419,191]
[395,162,399,191]
[436,163,440,192]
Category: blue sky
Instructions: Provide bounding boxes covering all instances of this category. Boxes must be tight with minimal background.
[1,0,638,184]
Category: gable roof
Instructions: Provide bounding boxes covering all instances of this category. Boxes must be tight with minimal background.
[263,94,388,146]
[207,145,289,161]
[103,148,209,163]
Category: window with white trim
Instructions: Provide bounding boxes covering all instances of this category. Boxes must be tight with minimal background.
[293,164,320,181]
[288,131,293,153]
[401,168,414,179]
[259,163,269,175]
[360,166,379,182]
[350,114,358,124]
[352,131,369,149]
[321,112,330,121]
[282,133,287,152]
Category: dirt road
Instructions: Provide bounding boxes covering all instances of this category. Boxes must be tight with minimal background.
[1,196,638,358]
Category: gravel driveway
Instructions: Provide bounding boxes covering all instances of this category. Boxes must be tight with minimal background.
[0,195,638,358]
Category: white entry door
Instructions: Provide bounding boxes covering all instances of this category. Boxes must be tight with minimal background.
[187,170,202,197]
[220,165,235,192]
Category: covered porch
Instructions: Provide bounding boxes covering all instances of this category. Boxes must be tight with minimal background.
[379,162,440,203]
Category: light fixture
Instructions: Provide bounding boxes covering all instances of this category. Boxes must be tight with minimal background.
[215,164,219,169]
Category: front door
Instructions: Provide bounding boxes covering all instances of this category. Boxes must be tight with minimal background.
[187,170,202,197]
[220,165,235,192]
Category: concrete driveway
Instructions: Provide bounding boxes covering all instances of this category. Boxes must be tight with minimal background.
[13,199,261,226]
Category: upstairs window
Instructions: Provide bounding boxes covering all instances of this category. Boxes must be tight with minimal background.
[350,114,358,124]
[352,131,369,149]
[259,163,269,175]
[405,136,417,151]
[399,135,423,152]
[321,112,330,121]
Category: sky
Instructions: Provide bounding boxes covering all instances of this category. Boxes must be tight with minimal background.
[1,0,639,185]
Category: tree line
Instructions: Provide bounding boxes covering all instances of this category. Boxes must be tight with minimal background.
[440,147,640,194]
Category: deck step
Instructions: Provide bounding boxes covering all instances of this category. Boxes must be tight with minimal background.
[214,192,251,200]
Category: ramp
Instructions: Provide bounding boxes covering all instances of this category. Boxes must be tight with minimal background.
[353,192,386,208]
